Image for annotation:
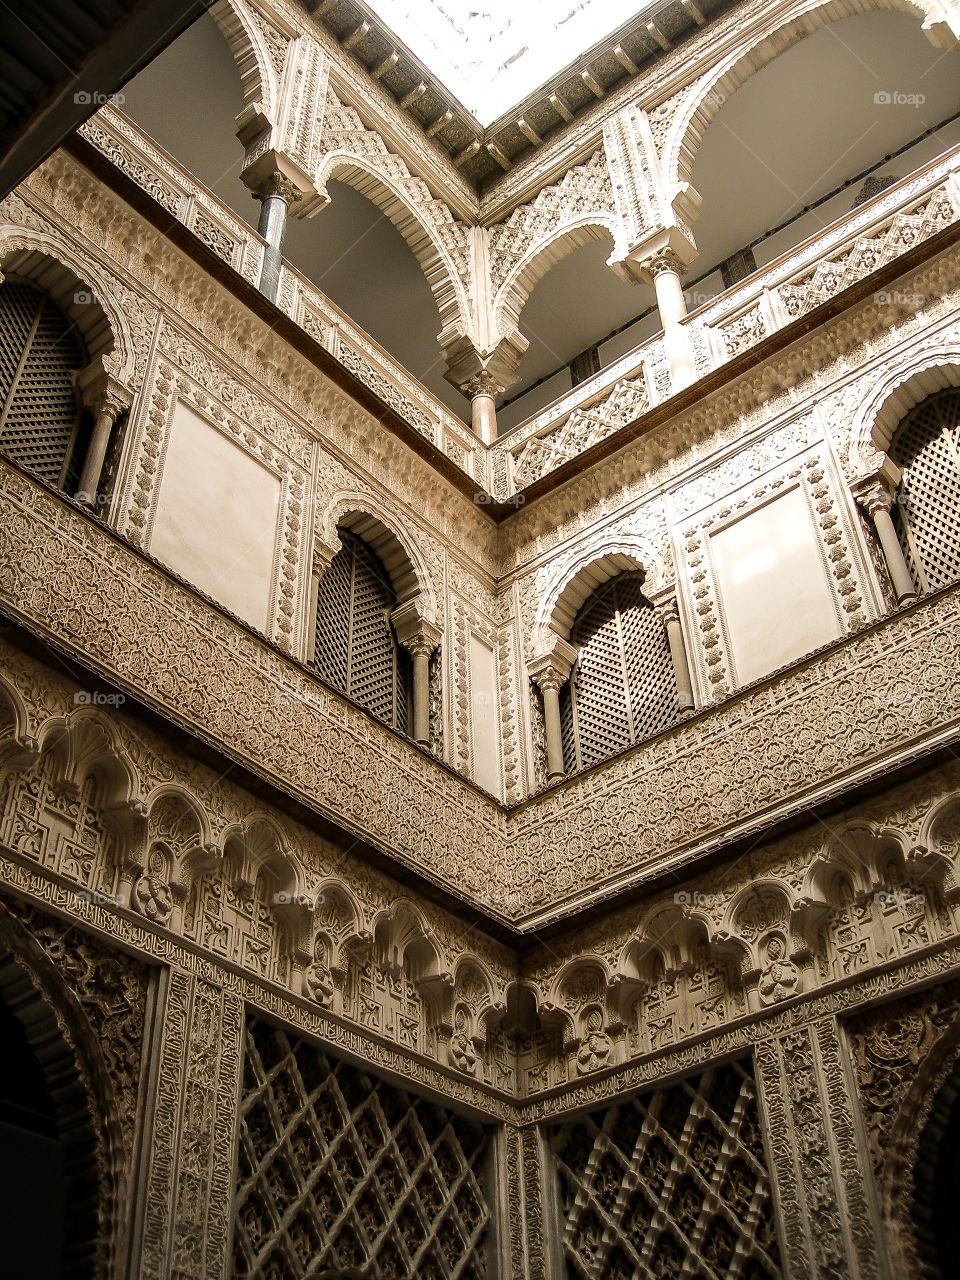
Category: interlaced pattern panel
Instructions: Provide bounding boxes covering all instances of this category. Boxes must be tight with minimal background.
[550,1059,782,1280]
[560,572,678,773]
[312,528,410,733]
[890,388,960,593]
[234,1018,491,1279]
[0,281,86,488]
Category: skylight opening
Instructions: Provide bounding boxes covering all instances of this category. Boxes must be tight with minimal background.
[363,0,650,126]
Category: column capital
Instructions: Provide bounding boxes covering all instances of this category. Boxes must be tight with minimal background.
[851,459,901,516]
[240,149,321,216]
[76,363,133,418]
[441,331,527,401]
[251,169,304,205]
[648,584,681,628]
[463,369,505,400]
[609,224,699,286]
[391,598,441,656]
[527,637,578,692]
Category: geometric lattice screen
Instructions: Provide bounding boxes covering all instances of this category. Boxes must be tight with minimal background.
[560,571,679,773]
[234,1018,492,1278]
[0,280,86,489]
[311,527,411,734]
[889,387,960,594]
[549,1059,782,1279]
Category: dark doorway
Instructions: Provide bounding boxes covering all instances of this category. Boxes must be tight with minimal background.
[0,987,67,1276]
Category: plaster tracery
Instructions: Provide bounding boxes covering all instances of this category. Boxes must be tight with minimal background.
[6,7,960,1270]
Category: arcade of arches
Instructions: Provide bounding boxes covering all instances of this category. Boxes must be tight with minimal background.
[3,0,960,1274]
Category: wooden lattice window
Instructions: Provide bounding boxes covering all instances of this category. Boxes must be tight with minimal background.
[559,571,678,773]
[311,527,410,733]
[889,387,960,593]
[0,280,87,489]
[549,1058,782,1279]
[234,1017,492,1278]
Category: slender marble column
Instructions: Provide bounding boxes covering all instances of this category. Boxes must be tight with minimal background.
[854,477,919,605]
[648,249,697,392]
[253,171,302,304]
[465,370,503,445]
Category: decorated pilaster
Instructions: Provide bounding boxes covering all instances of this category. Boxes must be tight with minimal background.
[754,1016,886,1280]
[499,1124,560,1279]
[130,968,244,1280]
[604,105,701,391]
[392,599,442,748]
[852,466,919,605]
[528,638,578,782]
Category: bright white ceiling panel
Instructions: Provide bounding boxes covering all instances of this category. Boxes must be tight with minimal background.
[363,0,648,125]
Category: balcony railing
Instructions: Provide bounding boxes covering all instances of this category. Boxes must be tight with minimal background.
[77,110,959,502]
[495,144,960,498]
[78,107,486,486]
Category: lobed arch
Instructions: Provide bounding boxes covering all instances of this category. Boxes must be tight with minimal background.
[878,1010,960,1277]
[36,708,143,817]
[0,238,137,386]
[720,880,805,972]
[318,492,438,621]
[0,904,123,1278]
[222,812,305,900]
[209,0,279,126]
[144,783,213,851]
[848,352,960,479]
[143,785,217,894]
[451,955,504,1019]
[662,0,937,199]
[500,978,563,1034]
[493,215,622,346]
[314,152,472,344]
[532,534,668,653]
[805,819,910,900]
[0,671,33,757]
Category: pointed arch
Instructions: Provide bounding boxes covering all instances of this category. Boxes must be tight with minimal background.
[493,215,621,342]
[318,492,437,621]
[0,903,124,1277]
[533,533,668,652]
[848,351,960,478]
[209,0,279,123]
[0,236,137,386]
[314,152,471,343]
[664,0,936,198]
